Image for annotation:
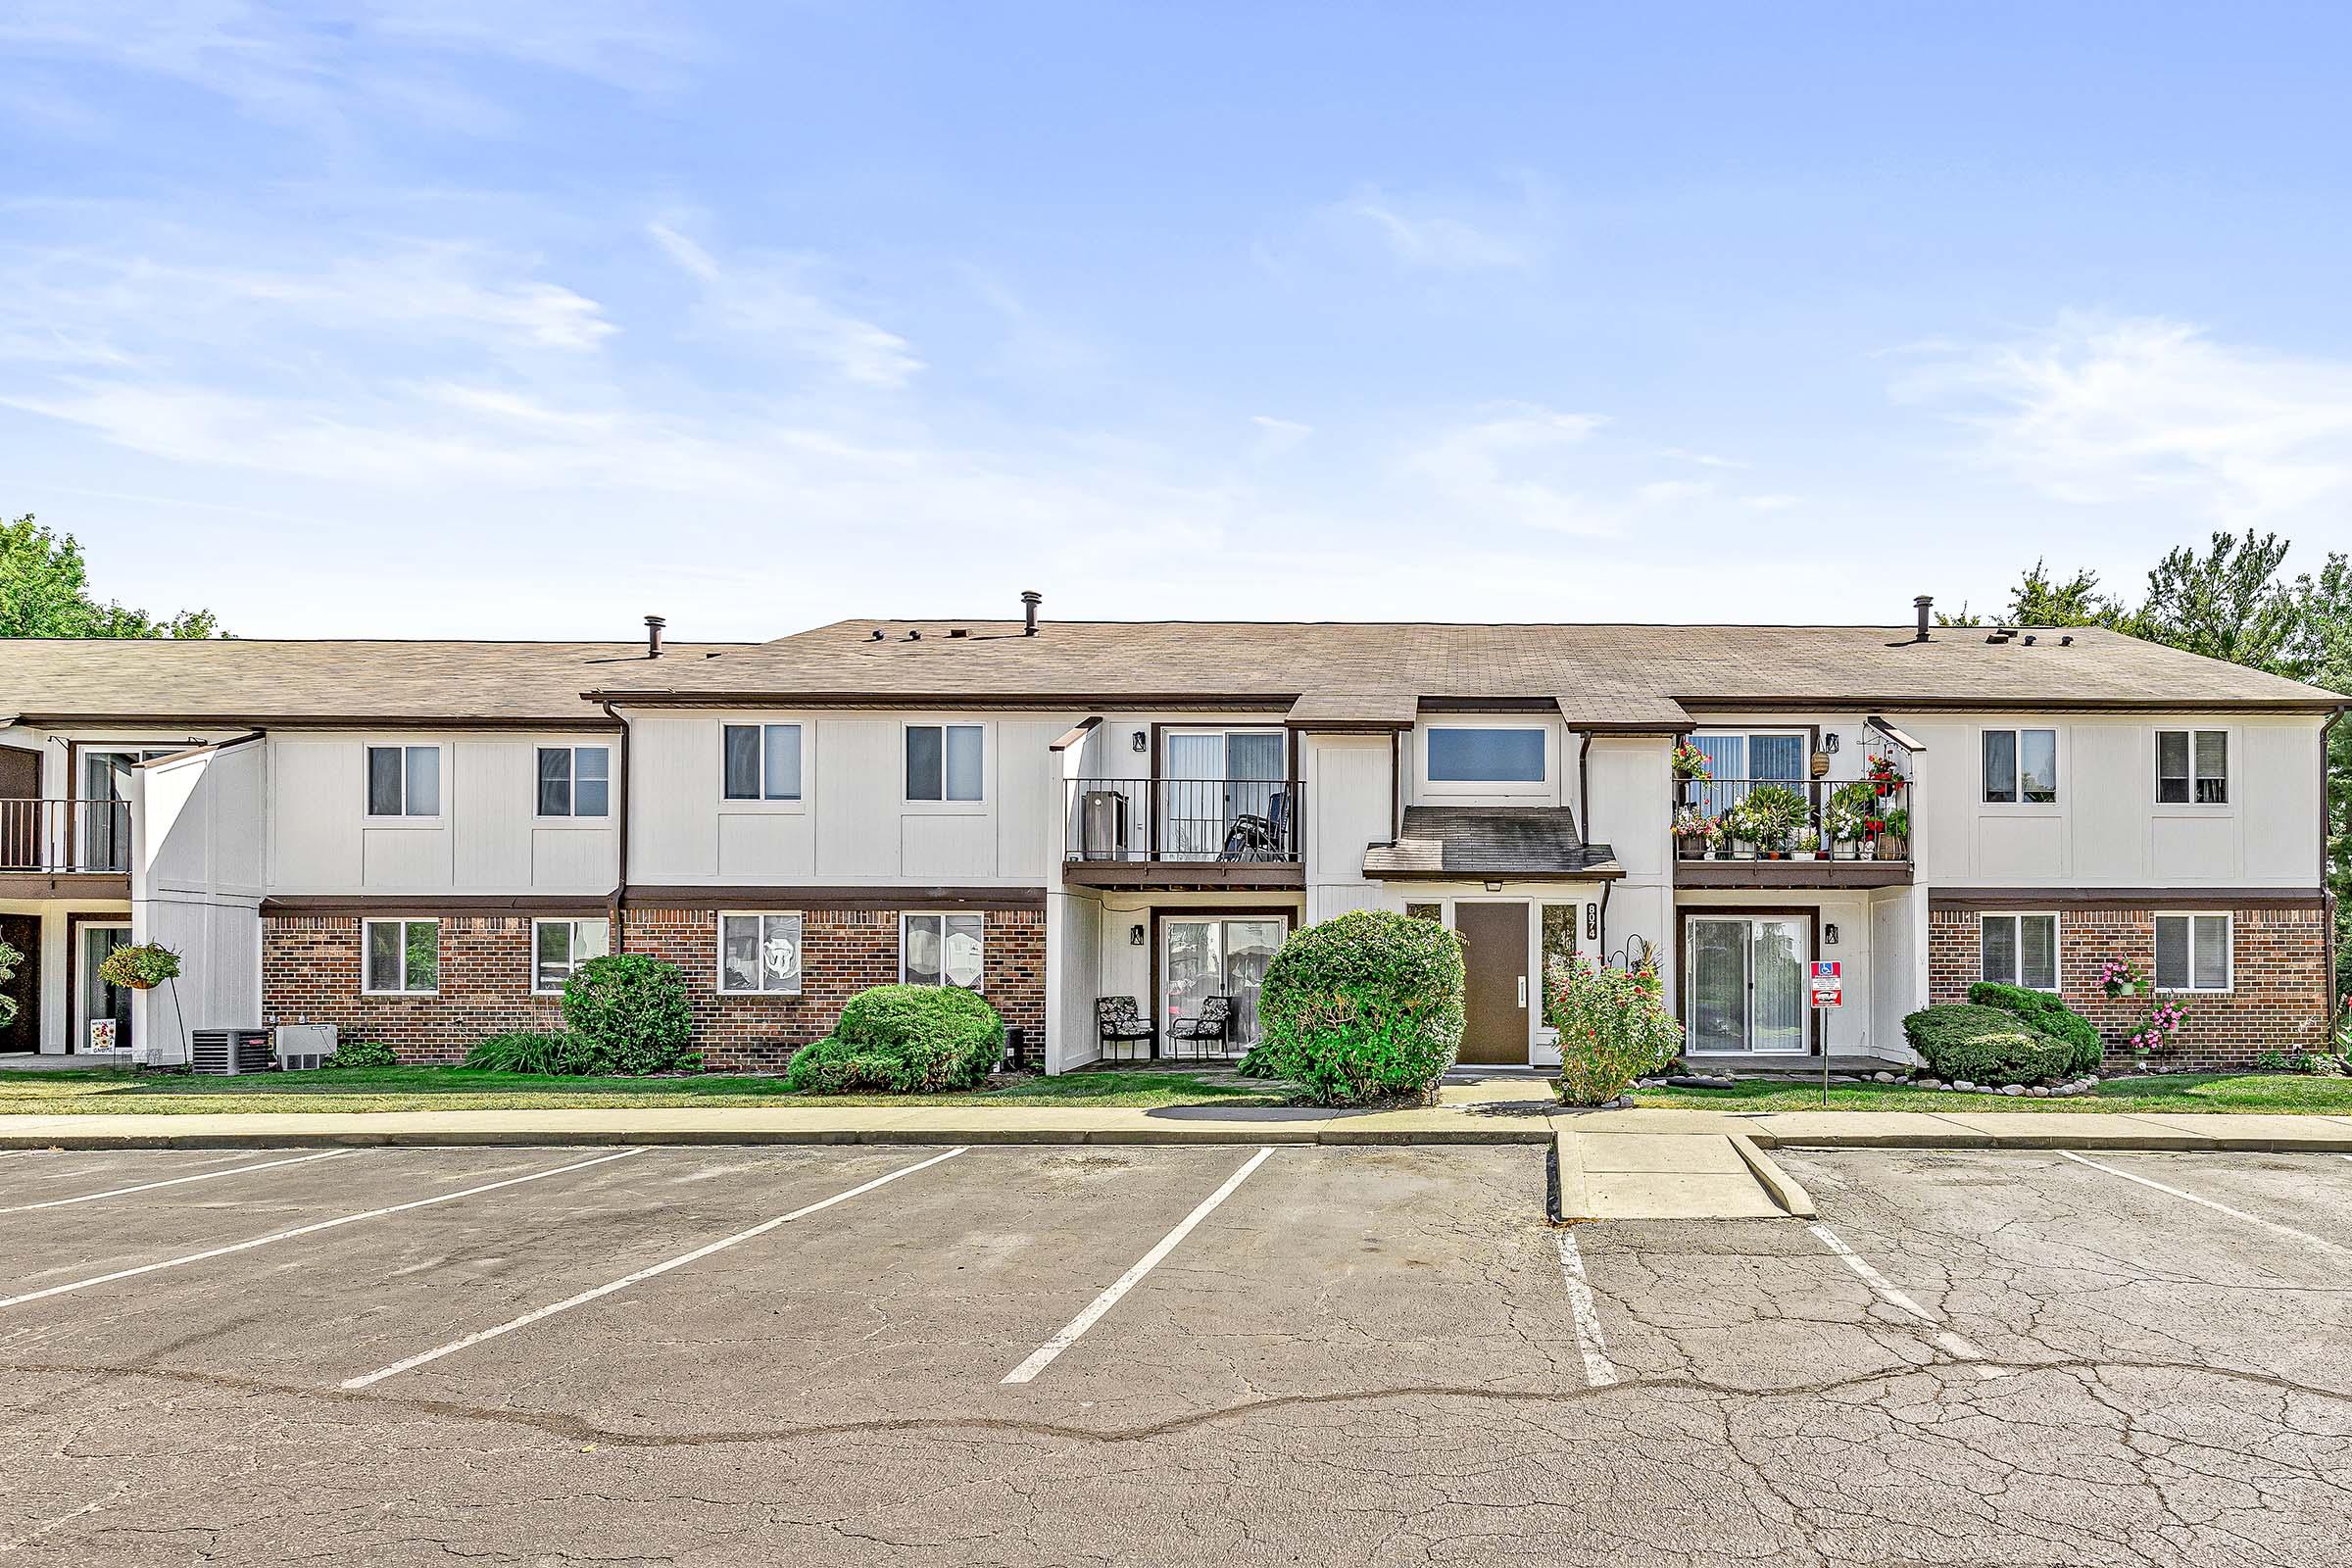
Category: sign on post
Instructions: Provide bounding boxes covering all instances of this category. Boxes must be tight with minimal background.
[1808,961,1842,1008]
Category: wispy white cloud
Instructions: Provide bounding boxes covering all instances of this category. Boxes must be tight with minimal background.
[1340,190,1531,270]
[1742,493,1801,511]
[1897,313,2352,523]
[1405,404,1613,533]
[650,223,923,391]
[1250,414,1313,457]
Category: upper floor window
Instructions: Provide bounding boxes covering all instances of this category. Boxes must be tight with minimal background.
[1426,727,1545,783]
[363,918,438,994]
[906,724,982,802]
[533,918,610,993]
[1982,728,2057,805]
[903,911,984,988]
[1980,912,2058,992]
[2155,912,2230,992]
[366,745,440,817]
[718,912,803,994]
[723,724,802,802]
[2157,730,2228,805]
[536,747,611,817]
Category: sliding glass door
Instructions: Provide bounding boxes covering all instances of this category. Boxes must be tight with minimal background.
[1161,916,1289,1051]
[1161,730,1286,860]
[1683,915,1808,1054]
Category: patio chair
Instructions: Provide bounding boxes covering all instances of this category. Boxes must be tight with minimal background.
[1167,995,1235,1059]
[1096,996,1156,1061]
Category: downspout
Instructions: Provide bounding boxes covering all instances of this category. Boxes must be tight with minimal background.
[1596,878,1611,963]
[2324,707,2346,1037]
[1577,732,1592,840]
[600,701,631,952]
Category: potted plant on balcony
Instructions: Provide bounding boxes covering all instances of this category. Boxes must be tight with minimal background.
[1865,753,1905,798]
[1790,827,1821,861]
[1672,808,1722,859]
[1878,807,1911,859]
[1669,742,1712,806]
[1827,781,1873,859]
[1740,783,1807,861]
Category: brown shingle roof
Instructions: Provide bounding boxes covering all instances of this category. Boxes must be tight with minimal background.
[590,619,2348,713]
[0,640,748,727]
[1362,806,1622,880]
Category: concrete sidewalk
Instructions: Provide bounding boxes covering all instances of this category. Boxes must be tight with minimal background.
[3,1102,2351,1152]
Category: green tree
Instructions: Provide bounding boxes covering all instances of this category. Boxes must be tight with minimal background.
[0,514,221,639]
[2008,560,2127,628]
[2131,528,2297,668]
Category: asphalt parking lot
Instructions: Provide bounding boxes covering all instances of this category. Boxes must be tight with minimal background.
[2,1141,2350,1566]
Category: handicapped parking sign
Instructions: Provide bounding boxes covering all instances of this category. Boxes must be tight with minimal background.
[1809,961,1842,1008]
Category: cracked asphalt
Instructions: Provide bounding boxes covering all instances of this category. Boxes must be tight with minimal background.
[2,1142,2350,1565]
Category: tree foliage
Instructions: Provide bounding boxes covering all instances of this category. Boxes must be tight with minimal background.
[1,514,222,639]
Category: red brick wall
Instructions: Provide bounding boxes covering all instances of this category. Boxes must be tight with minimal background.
[1928,903,2328,1070]
[262,906,1047,1072]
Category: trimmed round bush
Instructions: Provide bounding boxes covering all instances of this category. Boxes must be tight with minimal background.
[560,955,697,1075]
[784,985,1004,1094]
[1902,1004,2077,1086]
[1967,982,2104,1075]
[1237,910,1465,1106]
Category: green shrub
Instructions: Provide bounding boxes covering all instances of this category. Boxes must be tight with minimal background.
[1237,910,1464,1105]
[464,1030,607,1075]
[784,985,1004,1094]
[1902,1004,2077,1086]
[1967,982,2104,1075]
[324,1038,399,1069]
[561,955,697,1074]
[1546,956,1683,1105]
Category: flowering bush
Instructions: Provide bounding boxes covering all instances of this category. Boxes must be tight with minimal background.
[2126,999,2187,1060]
[1671,808,1723,846]
[1545,956,1683,1105]
[1669,743,1713,782]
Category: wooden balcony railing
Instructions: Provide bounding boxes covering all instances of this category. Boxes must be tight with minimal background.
[0,798,134,875]
[1066,778,1300,863]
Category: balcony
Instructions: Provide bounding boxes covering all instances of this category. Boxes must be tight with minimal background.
[0,798,135,895]
[1670,760,1914,889]
[1061,777,1303,890]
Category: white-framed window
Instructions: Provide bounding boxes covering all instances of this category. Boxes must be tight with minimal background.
[536,746,611,818]
[718,912,804,995]
[1982,728,2057,805]
[366,744,441,818]
[1979,912,2059,992]
[1426,726,1545,783]
[902,912,984,989]
[2154,912,2231,992]
[2156,730,2229,806]
[362,918,439,995]
[906,724,983,803]
[532,918,610,993]
[722,724,802,802]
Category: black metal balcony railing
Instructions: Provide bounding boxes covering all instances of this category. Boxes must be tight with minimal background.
[0,798,135,875]
[1066,778,1300,863]
[1672,771,1912,863]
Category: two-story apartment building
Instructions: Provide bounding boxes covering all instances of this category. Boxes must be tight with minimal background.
[3,603,2340,1075]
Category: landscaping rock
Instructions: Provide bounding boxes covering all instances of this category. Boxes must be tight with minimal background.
[1664,1074,1736,1089]
[2028,1085,2050,1097]
[2000,1084,2025,1096]
[1954,1080,1977,1093]
[1872,1070,1896,1083]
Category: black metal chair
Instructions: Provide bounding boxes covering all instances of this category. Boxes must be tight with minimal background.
[1167,995,1235,1059]
[1096,996,1156,1061]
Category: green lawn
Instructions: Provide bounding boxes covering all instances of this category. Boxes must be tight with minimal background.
[1632,1073,2352,1115]
[0,1065,1290,1115]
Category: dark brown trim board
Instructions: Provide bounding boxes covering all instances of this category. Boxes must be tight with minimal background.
[1368,866,1625,883]
[1059,861,1305,892]
[0,872,131,901]
[63,907,134,1055]
[1675,861,1912,890]
[1929,887,2328,909]
[621,884,1050,911]
[1670,903,1823,1055]
[1049,715,1102,753]
[261,894,617,916]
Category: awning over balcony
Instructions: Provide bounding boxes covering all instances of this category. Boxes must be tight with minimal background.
[1283,688,1419,729]
[1363,807,1622,882]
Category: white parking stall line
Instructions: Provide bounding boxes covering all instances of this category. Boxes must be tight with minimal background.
[1551,1231,1619,1388]
[0,1150,645,1310]
[340,1147,969,1391]
[2062,1152,2351,1258]
[0,1151,353,1214]
[1003,1147,1275,1386]
[1809,1222,2000,1378]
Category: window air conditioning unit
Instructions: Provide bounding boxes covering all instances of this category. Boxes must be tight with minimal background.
[273,1023,338,1072]
[191,1028,273,1075]
[1078,789,1129,859]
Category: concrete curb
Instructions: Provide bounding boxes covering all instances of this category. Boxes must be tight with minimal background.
[1729,1134,1817,1218]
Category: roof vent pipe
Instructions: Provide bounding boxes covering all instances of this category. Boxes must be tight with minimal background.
[1021,589,1042,636]
[1913,596,1933,643]
[644,614,665,659]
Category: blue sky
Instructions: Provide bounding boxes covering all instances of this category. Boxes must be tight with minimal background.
[5,2,2350,639]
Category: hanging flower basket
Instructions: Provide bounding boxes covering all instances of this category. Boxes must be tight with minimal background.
[2098,957,2145,1000]
[97,941,181,992]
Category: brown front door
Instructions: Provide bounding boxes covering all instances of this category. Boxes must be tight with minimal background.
[0,749,37,871]
[0,914,37,1054]
[1455,901,1529,1065]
